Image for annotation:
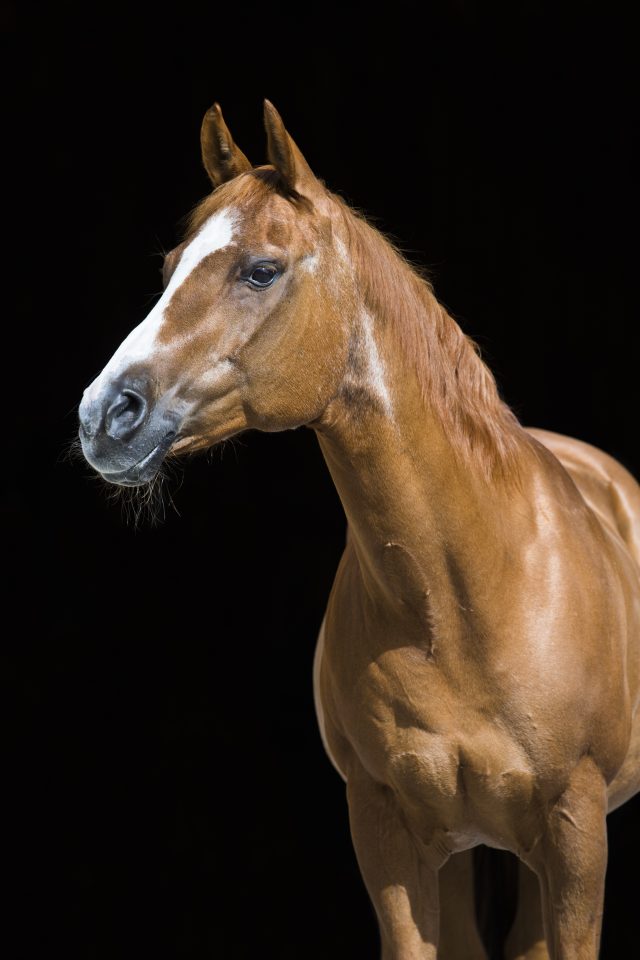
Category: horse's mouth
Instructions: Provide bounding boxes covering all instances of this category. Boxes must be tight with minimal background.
[99,431,177,486]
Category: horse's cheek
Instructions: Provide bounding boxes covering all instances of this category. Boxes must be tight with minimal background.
[242,294,349,429]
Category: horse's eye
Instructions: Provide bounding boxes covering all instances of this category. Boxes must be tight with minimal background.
[247,264,279,288]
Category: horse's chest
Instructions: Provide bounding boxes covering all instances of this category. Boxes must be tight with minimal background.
[382,725,539,850]
[321,647,539,850]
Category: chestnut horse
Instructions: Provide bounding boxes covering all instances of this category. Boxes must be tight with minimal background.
[79,102,640,959]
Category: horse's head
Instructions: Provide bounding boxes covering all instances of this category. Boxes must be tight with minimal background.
[79,102,351,486]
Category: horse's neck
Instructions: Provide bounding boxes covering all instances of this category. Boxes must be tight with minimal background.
[314,303,533,641]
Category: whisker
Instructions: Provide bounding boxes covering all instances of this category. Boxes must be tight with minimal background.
[59,433,86,465]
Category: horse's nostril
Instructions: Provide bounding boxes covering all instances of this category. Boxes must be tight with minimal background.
[116,390,145,417]
[105,387,148,440]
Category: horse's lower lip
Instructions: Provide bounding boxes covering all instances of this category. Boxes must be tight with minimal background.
[100,432,176,486]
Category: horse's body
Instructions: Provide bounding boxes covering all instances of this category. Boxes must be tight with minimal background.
[79,102,640,959]
[315,422,640,958]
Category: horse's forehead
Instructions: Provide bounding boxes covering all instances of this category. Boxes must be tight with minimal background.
[189,177,317,252]
[245,198,308,246]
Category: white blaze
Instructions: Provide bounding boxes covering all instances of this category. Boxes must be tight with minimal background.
[84,207,237,402]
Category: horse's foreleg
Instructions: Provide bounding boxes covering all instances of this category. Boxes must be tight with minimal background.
[438,850,488,960]
[505,860,549,960]
[347,765,441,960]
[528,758,608,960]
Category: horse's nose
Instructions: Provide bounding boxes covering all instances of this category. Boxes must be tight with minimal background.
[79,381,149,442]
[104,385,148,440]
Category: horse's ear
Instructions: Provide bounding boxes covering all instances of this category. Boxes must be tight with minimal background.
[200,103,251,188]
[263,100,321,200]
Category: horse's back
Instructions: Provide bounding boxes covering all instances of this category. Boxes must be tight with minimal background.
[527,427,640,570]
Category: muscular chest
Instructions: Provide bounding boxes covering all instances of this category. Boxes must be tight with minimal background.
[316,635,541,851]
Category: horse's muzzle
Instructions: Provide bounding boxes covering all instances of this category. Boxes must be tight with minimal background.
[79,377,179,485]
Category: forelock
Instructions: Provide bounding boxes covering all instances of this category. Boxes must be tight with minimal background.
[183,169,284,240]
[182,167,318,243]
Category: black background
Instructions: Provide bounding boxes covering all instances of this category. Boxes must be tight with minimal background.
[6,2,638,957]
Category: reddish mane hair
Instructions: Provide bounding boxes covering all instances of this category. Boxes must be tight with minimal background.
[330,194,524,479]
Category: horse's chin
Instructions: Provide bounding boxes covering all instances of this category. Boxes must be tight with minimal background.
[168,422,246,457]
[92,431,178,487]
[169,435,200,455]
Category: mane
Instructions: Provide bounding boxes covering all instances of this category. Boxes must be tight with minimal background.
[330,193,524,480]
